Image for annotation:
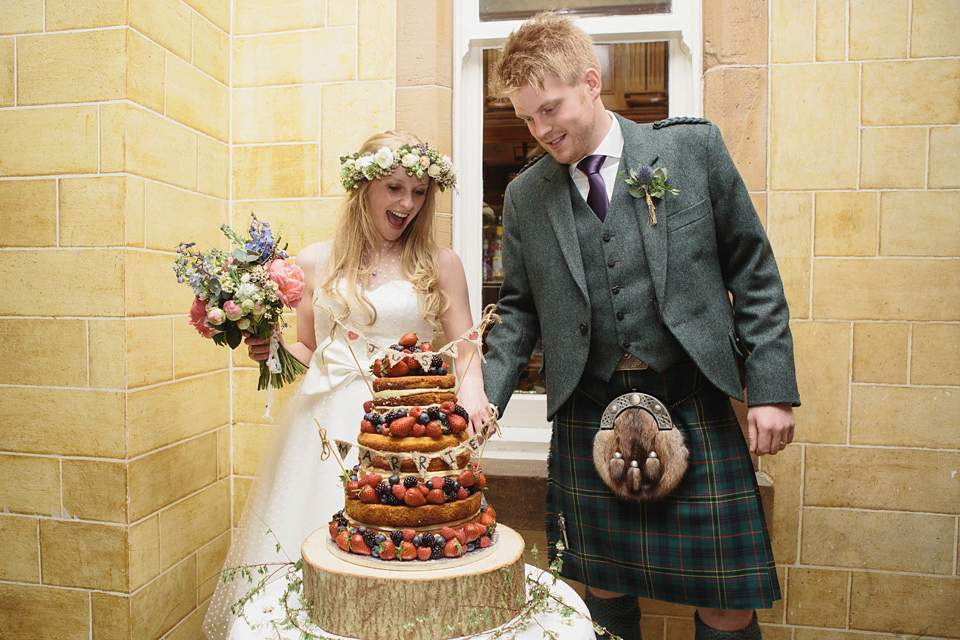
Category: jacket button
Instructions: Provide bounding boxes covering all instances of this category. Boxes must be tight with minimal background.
[579,323,588,335]
[607,258,616,268]
[612,285,620,294]
[602,232,611,242]
[616,311,624,320]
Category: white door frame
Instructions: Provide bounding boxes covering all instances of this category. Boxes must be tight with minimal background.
[451,2,703,456]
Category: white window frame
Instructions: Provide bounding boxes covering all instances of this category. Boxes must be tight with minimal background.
[451,2,702,462]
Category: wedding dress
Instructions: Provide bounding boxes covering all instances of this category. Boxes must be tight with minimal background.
[203,246,431,639]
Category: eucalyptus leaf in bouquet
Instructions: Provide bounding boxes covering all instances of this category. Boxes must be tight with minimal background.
[174,215,307,390]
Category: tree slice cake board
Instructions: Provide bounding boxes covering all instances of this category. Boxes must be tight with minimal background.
[302,525,526,640]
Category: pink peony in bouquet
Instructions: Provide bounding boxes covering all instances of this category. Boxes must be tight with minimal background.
[174,215,307,389]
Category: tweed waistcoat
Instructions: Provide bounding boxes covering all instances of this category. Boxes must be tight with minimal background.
[568,178,685,379]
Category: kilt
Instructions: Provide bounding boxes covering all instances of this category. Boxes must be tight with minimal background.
[546,361,780,610]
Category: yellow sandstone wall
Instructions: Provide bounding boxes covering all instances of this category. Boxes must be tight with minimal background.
[229,0,454,506]
[764,0,959,637]
[0,0,232,637]
[0,1,449,636]
[227,0,397,531]
[635,1,959,638]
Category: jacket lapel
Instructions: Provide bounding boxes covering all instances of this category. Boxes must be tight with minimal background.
[618,114,668,305]
[540,160,590,301]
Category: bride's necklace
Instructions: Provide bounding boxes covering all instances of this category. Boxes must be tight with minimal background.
[370,241,399,278]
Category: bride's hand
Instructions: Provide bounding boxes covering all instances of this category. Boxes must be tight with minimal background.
[244,335,272,361]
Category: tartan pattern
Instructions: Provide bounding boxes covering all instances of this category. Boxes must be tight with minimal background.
[546,363,780,610]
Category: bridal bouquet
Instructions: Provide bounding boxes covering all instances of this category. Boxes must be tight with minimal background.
[174,215,307,389]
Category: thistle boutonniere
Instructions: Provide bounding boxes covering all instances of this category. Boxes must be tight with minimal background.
[622,164,679,226]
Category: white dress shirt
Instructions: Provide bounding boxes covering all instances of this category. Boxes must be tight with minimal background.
[569,111,624,206]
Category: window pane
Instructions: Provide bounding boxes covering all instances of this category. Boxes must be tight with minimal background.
[480,0,670,22]
[480,42,669,394]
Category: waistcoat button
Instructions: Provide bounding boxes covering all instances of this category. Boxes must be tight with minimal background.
[579,323,588,335]
[616,311,624,320]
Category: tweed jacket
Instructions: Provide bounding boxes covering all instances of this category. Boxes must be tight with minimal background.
[483,114,800,420]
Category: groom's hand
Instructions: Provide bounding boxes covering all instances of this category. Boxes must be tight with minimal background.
[747,403,795,456]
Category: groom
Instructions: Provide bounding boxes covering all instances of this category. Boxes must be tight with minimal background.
[481,11,799,640]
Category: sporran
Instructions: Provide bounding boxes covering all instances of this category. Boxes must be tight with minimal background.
[593,392,689,501]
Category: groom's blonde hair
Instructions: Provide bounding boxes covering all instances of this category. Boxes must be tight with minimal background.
[488,11,601,99]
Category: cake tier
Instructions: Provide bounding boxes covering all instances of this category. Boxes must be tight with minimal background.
[336,509,488,538]
[374,391,456,408]
[303,525,525,640]
[358,432,466,453]
[372,373,455,392]
[345,490,482,527]
[372,374,456,408]
[358,433,471,472]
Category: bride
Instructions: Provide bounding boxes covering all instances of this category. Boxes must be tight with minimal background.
[203,130,489,639]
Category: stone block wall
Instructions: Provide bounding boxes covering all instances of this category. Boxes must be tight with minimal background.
[0,0,232,637]
[644,1,960,638]
[0,0,444,633]
[764,1,959,636]
[225,0,400,559]
[228,0,455,506]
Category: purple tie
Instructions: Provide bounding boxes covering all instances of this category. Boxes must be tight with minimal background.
[577,154,608,221]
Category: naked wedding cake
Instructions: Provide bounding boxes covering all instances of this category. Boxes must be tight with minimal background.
[329,332,498,561]
[301,333,525,640]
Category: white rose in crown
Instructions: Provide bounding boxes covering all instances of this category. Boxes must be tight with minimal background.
[374,148,394,169]
[357,156,374,168]
[401,153,419,168]
[427,163,442,178]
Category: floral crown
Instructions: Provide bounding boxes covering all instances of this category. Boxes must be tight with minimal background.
[339,143,457,192]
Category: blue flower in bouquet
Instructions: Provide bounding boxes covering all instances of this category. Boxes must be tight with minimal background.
[245,217,287,264]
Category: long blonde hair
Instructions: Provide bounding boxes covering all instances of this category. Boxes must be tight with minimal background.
[320,130,447,333]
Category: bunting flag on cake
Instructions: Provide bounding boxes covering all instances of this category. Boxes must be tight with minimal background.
[320,303,501,368]
[335,436,486,475]
[335,439,354,462]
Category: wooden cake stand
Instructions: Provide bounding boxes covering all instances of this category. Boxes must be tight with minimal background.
[301,525,526,640]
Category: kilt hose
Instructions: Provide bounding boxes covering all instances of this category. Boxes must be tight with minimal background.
[546,361,780,610]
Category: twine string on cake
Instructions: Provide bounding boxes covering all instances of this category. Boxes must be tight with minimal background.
[452,303,500,395]
[315,420,347,476]
[476,403,501,465]
[336,324,375,398]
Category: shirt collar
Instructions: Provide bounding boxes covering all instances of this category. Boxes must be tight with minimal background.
[570,111,623,171]
[593,111,623,160]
